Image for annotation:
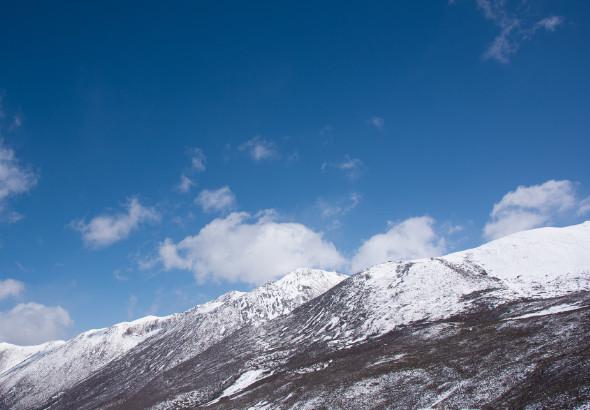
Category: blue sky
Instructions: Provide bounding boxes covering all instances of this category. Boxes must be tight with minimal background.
[1,0,589,344]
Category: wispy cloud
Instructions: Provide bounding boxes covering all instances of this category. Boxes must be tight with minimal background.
[113,268,130,282]
[0,96,23,134]
[322,155,365,180]
[317,192,362,229]
[72,198,160,248]
[195,186,236,213]
[368,116,384,131]
[536,16,564,32]
[475,0,564,63]
[176,174,195,193]
[174,148,204,192]
[190,147,206,171]
[239,136,279,161]
[0,140,37,215]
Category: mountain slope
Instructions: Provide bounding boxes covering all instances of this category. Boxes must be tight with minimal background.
[44,222,590,409]
[0,269,345,410]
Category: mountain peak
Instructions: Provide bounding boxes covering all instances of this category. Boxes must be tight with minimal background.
[0,267,346,409]
[272,268,347,292]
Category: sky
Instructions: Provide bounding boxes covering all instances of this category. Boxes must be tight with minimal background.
[0,0,589,345]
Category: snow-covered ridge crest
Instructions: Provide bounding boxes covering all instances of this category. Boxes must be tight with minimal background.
[0,268,345,410]
[293,222,590,344]
[446,220,590,296]
[0,313,176,409]
[0,340,65,375]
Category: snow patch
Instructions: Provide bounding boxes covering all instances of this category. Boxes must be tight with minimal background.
[506,303,586,320]
[208,369,269,405]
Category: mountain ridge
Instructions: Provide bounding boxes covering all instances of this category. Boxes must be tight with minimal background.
[0,269,345,409]
[2,222,590,409]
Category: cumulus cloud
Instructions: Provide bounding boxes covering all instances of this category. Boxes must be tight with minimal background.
[351,216,446,272]
[483,180,584,240]
[239,136,278,161]
[72,198,160,248]
[0,140,37,212]
[177,174,195,193]
[190,148,206,171]
[195,186,236,213]
[0,302,72,345]
[159,211,345,284]
[0,278,25,300]
[475,0,564,63]
[368,116,384,131]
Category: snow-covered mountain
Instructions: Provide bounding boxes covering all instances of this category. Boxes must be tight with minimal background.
[0,269,345,410]
[0,314,175,409]
[0,340,65,375]
[286,221,590,346]
[2,222,590,409]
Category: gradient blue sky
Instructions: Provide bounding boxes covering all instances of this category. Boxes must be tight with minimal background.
[1,0,589,343]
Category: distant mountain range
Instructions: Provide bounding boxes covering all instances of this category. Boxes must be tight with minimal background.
[2,222,590,409]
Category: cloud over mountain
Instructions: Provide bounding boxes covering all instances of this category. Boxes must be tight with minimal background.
[483,180,588,240]
[0,302,72,345]
[159,211,345,284]
[351,216,446,272]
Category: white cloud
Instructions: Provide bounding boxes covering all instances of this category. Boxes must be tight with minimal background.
[177,174,195,193]
[368,116,384,131]
[351,216,446,272]
[0,278,25,300]
[0,302,72,345]
[195,186,236,213]
[475,0,564,63]
[483,180,581,240]
[0,140,37,211]
[239,136,278,161]
[190,148,206,171]
[72,198,160,248]
[159,211,345,284]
